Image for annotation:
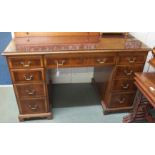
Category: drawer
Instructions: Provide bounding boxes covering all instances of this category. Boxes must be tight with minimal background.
[14,83,46,98]
[114,65,143,79]
[109,93,135,108]
[11,69,44,83]
[117,53,147,65]
[112,80,136,92]
[8,56,43,69]
[44,56,85,68]
[87,55,116,66]
[19,98,47,114]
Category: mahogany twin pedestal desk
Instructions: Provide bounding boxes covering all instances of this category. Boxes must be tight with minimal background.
[2,33,151,121]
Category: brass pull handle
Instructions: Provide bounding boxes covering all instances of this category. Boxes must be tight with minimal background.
[121,83,129,89]
[56,60,66,66]
[149,87,155,94]
[25,89,36,95]
[124,70,133,76]
[28,104,38,111]
[20,61,31,67]
[96,58,106,64]
[118,97,126,104]
[128,57,136,63]
[24,74,33,81]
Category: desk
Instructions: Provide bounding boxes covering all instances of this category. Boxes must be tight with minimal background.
[2,33,151,121]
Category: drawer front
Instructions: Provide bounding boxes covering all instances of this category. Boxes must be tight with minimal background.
[20,98,46,114]
[11,69,44,83]
[8,56,43,69]
[87,55,115,66]
[115,65,143,79]
[14,83,46,98]
[112,80,136,92]
[118,54,147,65]
[45,56,85,68]
[45,57,70,68]
[109,93,135,108]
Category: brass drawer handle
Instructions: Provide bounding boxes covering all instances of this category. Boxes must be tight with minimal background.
[149,87,155,94]
[28,104,38,111]
[25,89,36,95]
[24,74,33,81]
[96,58,107,64]
[124,70,133,76]
[118,97,126,104]
[128,57,136,63]
[56,60,66,66]
[121,83,129,89]
[20,61,31,67]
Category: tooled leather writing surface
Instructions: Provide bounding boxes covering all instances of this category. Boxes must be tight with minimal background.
[3,34,150,55]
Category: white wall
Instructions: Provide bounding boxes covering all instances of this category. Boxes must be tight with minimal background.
[131,32,155,72]
[131,32,155,48]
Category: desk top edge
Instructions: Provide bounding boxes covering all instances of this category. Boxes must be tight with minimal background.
[2,34,151,56]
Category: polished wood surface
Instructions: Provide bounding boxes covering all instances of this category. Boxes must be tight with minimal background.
[2,32,151,121]
[3,33,150,55]
[44,53,116,68]
[8,56,43,69]
[114,65,144,79]
[135,73,155,106]
[123,73,155,123]
[14,83,46,98]
[14,32,100,45]
[11,69,45,83]
[112,79,136,92]
[14,32,100,37]
[117,53,147,65]
[109,92,135,108]
[19,98,47,114]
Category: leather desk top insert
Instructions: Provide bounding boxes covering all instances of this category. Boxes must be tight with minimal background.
[2,32,151,121]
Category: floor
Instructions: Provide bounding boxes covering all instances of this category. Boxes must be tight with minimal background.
[0,84,127,123]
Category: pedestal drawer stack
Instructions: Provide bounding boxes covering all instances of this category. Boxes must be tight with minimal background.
[103,52,148,113]
[7,56,52,121]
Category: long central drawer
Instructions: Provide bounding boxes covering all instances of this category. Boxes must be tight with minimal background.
[44,54,116,68]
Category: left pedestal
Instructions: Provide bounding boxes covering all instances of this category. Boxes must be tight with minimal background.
[7,55,52,122]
